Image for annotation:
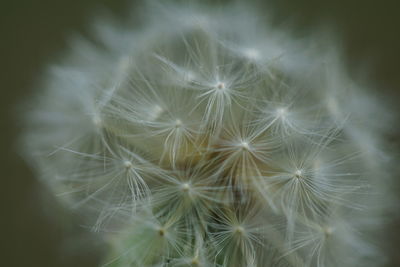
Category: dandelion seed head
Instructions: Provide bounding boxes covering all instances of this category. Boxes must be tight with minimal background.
[20,1,395,267]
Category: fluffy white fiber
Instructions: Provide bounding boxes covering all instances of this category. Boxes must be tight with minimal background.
[21,1,395,266]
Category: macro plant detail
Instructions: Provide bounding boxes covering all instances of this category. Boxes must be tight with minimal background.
[22,2,394,267]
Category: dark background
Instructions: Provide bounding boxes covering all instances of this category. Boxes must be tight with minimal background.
[1,0,399,266]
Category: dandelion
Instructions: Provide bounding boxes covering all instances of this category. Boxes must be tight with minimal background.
[21,1,394,267]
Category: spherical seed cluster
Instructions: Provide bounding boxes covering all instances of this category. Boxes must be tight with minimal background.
[22,2,394,267]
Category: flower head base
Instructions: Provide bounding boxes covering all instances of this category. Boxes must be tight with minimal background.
[21,2,394,267]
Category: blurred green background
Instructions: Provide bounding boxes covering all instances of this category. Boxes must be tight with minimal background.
[1,0,399,266]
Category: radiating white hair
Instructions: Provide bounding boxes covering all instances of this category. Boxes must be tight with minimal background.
[21,1,395,266]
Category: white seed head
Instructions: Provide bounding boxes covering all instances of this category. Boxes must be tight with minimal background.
[20,2,395,267]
